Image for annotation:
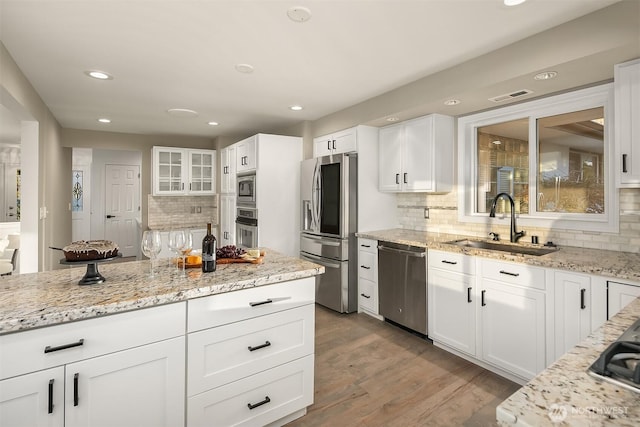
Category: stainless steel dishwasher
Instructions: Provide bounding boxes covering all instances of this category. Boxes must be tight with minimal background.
[378,242,428,335]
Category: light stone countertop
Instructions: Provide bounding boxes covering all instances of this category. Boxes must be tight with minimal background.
[357,228,640,425]
[356,228,640,282]
[0,249,323,335]
[496,298,640,426]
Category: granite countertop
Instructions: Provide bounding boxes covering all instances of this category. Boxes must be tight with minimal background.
[356,228,640,282]
[496,297,640,426]
[0,249,323,335]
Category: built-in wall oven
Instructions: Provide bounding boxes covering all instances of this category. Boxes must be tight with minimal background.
[236,206,258,249]
[237,172,256,206]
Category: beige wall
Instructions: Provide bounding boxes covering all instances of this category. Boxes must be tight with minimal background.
[0,42,68,272]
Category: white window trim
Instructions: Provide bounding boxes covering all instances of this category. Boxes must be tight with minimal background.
[458,84,618,233]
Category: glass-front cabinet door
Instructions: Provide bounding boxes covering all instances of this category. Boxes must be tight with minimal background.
[188,150,215,195]
[153,147,186,195]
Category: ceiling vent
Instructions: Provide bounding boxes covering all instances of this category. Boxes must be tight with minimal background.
[488,89,533,103]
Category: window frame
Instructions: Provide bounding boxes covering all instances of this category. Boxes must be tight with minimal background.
[458,84,618,233]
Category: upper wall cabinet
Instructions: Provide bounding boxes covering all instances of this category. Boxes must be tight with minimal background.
[236,136,258,173]
[379,113,453,193]
[152,146,216,196]
[220,145,236,194]
[614,59,640,187]
[313,127,357,157]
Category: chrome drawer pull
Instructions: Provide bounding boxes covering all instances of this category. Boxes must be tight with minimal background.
[248,341,271,352]
[441,260,457,265]
[360,293,371,299]
[499,270,519,277]
[248,396,271,410]
[249,299,273,307]
[44,339,85,354]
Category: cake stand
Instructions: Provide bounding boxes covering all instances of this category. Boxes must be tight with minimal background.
[59,254,122,285]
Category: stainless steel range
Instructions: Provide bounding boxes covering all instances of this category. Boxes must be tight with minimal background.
[588,317,640,393]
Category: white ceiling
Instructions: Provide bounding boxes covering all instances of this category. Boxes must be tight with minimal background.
[0,0,629,139]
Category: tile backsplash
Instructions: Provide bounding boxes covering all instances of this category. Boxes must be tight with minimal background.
[396,188,640,253]
[148,195,218,230]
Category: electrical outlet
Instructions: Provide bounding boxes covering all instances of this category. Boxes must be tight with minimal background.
[424,208,429,219]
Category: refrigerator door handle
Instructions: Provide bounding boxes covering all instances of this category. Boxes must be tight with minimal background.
[301,234,341,246]
[300,252,342,268]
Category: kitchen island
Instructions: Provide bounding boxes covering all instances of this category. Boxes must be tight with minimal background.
[0,250,323,427]
[496,297,640,426]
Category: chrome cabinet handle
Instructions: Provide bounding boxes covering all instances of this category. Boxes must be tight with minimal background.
[249,299,272,307]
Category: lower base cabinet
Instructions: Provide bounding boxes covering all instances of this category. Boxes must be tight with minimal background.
[187,355,313,427]
[608,280,640,317]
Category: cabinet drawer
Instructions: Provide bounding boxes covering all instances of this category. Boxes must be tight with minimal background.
[358,238,377,254]
[358,251,376,281]
[187,355,313,427]
[481,259,545,290]
[187,278,314,332]
[358,278,377,313]
[0,303,186,380]
[187,305,314,395]
[428,250,475,275]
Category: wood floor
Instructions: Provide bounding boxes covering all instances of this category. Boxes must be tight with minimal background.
[287,305,521,427]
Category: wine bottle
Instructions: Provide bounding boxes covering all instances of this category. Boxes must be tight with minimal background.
[202,223,216,272]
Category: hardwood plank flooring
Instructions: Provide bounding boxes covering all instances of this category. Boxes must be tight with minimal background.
[287,305,521,427]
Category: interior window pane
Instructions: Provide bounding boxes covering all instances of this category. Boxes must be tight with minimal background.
[537,107,604,214]
[476,119,529,214]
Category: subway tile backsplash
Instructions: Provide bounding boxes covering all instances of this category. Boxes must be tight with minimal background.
[396,188,640,253]
[148,195,218,230]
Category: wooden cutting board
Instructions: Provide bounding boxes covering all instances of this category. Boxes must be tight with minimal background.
[217,250,266,264]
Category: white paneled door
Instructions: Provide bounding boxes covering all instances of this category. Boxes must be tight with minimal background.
[105,164,140,257]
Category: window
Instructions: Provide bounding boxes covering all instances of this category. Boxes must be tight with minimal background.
[458,84,617,232]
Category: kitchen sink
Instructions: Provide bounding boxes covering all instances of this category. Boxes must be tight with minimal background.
[447,239,558,256]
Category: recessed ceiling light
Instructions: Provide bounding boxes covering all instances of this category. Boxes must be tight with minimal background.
[289,105,303,111]
[85,70,113,80]
[235,63,254,74]
[167,108,198,118]
[444,99,461,106]
[386,117,400,122]
[97,118,111,123]
[504,0,526,6]
[207,121,219,126]
[534,71,558,81]
[287,6,312,23]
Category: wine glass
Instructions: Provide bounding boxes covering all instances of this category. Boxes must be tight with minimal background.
[141,230,162,278]
[167,229,185,273]
[179,230,193,278]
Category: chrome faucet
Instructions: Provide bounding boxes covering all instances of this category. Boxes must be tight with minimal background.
[489,192,525,243]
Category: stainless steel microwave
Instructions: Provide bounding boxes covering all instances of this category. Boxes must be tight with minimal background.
[237,173,256,206]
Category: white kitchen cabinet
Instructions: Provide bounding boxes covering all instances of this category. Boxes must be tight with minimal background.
[357,238,381,319]
[313,127,357,157]
[379,114,453,193]
[614,59,640,187]
[552,271,592,361]
[428,250,476,357]
[65,337,185,427]
[152,146,216,196]
[0,367,64,427]
[220,144,237,194]
[608,280,640,318]
[219,194,236,247]
[0,303,187,427]
[186,278,315,427]
[479,260,547,381]
[236,135,258,173]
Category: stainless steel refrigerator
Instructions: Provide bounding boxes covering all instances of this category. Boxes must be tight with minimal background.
[299,153,358,313]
